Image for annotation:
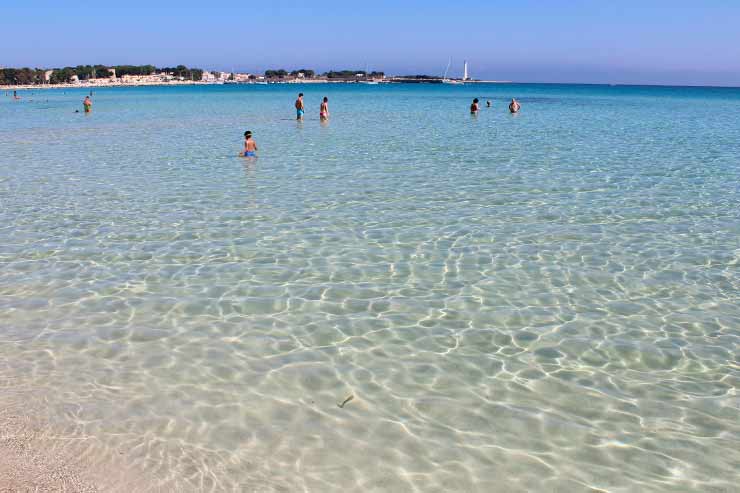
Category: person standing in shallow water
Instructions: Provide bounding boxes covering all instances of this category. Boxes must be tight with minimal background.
[320,97,329,121]
[295,93,305,120]
[509,98,521,113]
[470,98,480,114]
[242,130,258,157]
[83,96,92,113]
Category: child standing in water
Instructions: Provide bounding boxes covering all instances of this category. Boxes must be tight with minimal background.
[243,131,258,157]
[320,97,329,121]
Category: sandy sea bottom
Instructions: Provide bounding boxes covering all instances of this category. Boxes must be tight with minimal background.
[1,83,739,491]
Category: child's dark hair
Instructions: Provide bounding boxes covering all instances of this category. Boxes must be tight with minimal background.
[473,98,479,103]
[244,130,252,138]
[323,97,328,102]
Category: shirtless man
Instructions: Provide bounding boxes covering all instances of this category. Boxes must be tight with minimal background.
[470,98,480,114]
[243,130,258,157]
[295,93,305,120]
[320,97,329,121]
[83,96,92,113]
[509,98,521,114]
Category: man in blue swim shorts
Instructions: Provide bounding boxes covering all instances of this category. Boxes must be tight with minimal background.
[295,93,305,120]
[243,130,258,157]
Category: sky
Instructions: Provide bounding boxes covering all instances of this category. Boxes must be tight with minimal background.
[3,0,740,86]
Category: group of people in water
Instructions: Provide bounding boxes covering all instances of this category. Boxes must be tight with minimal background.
[294,92,329,121]
[242,92,523,157]
[242,92,522,157]
[243,93,523,158]
[471,97,520,114]
[71,90,519,159]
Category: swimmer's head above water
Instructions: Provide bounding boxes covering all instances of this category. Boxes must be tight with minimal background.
[509,98,520,113]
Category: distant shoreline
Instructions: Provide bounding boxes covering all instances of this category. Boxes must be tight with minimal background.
[10,80,736,91]
[1,79,513,91]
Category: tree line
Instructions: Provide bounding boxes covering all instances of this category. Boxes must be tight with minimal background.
[2,64,389,85]
[0,64,204,85]
[264,69,385,79]
[264,69,317,78]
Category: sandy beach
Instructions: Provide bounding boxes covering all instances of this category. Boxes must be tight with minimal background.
[0,400,157,492]
[0,413,99,492]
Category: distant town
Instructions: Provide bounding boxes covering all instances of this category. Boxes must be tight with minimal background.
[0,64,499,89]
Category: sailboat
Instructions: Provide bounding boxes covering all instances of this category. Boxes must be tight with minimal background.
[463,60,469,82]
[359,63,380,84]
[442,58,463,84]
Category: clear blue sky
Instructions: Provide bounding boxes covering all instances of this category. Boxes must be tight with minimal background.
[4,0,740,86]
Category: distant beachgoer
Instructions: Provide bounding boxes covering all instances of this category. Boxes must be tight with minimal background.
[243,130,258,157]
[470,98,480,114]
[295,93,305,120]
[83,96,92,113]
[320,97,329,120]
[509,98,521,113]
[486,100,491,108]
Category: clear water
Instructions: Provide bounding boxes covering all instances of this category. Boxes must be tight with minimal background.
[1,84,739,492]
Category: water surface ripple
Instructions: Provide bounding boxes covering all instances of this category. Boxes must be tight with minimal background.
[1,84,739,491]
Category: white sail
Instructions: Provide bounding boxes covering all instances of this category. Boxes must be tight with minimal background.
[443,57,451,81]
[443,58,463,84]
[463,61,469,81]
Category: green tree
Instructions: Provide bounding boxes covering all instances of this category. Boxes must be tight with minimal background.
[325,70,365,79]
[290,69,315,78]
[94,65,111,78]
[265,69,288,78]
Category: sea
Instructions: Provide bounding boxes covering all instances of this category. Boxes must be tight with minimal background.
[1,83,738,492]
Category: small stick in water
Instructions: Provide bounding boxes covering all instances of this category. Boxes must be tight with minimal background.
[338,395,355,409]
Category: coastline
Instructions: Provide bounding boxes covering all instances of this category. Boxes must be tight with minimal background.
[3,80,226,91]
[1,79,512,91]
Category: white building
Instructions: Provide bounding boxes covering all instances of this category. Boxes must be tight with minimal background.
[120,73,168,84]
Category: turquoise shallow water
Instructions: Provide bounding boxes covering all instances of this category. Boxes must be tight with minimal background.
[1,83,739,491]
